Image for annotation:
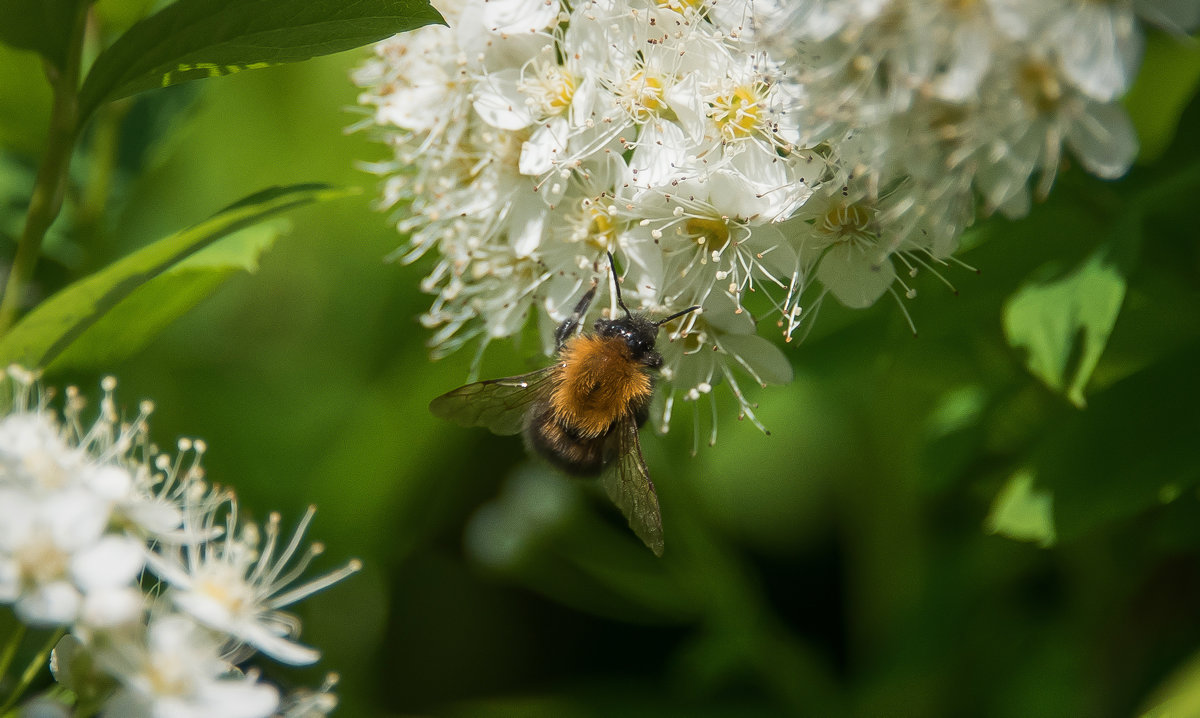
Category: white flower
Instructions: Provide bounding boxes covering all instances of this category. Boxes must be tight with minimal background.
[0,487,135,626]
[769,0,1147,318]
[274,675,340,718]
[99,615,280,718]
[974,49,1138,215]
[0,412,76,490]
[0,370,149,628]
[356,0,1164,433]
[478,0,560,34]
[655,291,794,443]
[1039,0,1142,103]
[146,504,361,666]
[357,0,818,432]
[0,369,354,715]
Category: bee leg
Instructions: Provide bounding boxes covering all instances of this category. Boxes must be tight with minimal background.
[555,285,597,349]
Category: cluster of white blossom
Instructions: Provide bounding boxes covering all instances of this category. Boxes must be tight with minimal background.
[0,367,356,718]
[354,0,1196,433]
[767,0,1197,316]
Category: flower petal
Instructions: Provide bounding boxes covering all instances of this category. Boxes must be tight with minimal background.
[16,581,81,625]
[71,534,145,590]
[237,620,322,666]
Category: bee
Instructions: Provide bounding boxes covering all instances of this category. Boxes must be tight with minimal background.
[430,253,700,556]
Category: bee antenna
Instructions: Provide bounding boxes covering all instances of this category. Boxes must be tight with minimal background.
[655,305,702,326]
[607,251,632,318]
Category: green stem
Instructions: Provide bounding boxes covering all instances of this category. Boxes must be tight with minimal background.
[0,624,27,691]
[77,98,132,262]
[0,2,90,336]
[0,628,64,715]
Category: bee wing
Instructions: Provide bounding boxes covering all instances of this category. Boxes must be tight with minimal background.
[600,417,665,557]
[429,365,559,436]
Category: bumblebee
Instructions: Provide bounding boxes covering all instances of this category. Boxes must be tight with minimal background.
[430,254,699,556]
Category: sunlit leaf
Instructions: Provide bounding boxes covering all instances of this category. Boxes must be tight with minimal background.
[48,221,285,371]
[0,184,352,370]
[1003,248,1127,408]
[1140,648,1200,718]
[924,385,986,438]
[984,469,1056,548]
[78,0,445,122]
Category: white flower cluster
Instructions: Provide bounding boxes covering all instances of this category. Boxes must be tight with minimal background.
[0,368,356,718]
[354,0,1194,433]
[770,0,1197,315]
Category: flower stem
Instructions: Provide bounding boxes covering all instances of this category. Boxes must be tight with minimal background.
[0,623,27,692]
[76,98,133,264]
[0,2,90,336]
[0,627,63,715]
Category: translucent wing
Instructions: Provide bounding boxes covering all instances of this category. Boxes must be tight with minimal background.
[600,417,665,556]
[429,365,560,436]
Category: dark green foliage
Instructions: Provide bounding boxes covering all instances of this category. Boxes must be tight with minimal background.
[78,0,445,122]
[0,0,86,69]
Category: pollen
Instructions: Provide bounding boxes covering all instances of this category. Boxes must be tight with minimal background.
[147,661,191,698]
[525,63,576,118]
[194,563,255,614]
[656,0,705,12]
[549,71,575,111]
[15,531,69,585]
[585,204,618,252]
[711,85,762,140]
[621,70,667,120]
[817,201,876,244]
[685,216,732,253]
[1017,60,1062,114]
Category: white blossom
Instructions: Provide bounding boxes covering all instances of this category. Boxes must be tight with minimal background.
[357,0,1163,434]
[0,369,358,716]
[356,0,809,434]
[0,369,147,628]
[98,615,280,718]
[274,675,340,718]
[147,504,361,666]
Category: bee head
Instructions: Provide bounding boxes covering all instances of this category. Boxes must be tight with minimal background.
[598,252,702,368]
[595,315,662,366]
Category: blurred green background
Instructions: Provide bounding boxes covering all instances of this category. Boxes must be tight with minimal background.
[3,9,1200,717]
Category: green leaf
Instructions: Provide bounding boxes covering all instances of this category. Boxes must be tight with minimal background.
[47,221,285,371]
[1140,649,1200,718]
[0,183,353,370]
[77,0,445,123]
[1003,248,1127,408]
[0,0,85,69]
[1126,32,1200,165]
[1031,342,1200,542]
[984,469,1056,548]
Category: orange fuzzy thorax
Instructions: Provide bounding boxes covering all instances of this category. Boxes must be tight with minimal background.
[552,334,653,438]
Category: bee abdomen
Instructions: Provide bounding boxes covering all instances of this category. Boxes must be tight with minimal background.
[525,402,611,477]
